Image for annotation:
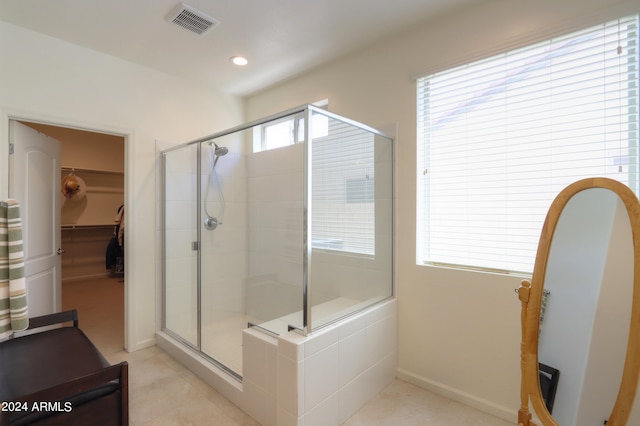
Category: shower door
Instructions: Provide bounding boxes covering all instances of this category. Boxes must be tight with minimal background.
[162,143,199,348]
[163,136,247,379]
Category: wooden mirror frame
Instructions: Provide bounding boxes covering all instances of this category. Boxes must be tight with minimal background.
[518,177,640,426]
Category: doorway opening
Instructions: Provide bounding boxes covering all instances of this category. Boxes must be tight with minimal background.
[11,119,126,356]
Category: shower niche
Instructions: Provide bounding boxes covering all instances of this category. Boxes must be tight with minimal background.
[160,105,395,424]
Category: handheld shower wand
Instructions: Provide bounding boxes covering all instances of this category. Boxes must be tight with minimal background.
[212,143,228,167]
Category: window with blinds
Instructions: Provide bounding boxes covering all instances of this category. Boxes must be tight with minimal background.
[417,15,639,273]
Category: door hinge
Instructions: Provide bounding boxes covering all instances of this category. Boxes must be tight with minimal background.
[192,241,200,251]
[9,143,14,155]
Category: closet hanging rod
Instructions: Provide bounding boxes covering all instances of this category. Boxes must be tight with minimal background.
[61,167,124,175]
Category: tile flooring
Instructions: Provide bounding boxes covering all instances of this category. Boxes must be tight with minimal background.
[62,277,513,425]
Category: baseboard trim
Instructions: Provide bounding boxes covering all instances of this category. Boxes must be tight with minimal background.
[129,337,156,352]
[396,368,516,423]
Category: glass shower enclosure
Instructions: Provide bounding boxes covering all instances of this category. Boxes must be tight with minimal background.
[162,105,393,379]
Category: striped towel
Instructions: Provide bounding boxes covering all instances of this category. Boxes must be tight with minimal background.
[0,199,28,339]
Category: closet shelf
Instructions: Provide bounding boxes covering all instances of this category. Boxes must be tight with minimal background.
[62,224,115,230]
[61,166,124,176]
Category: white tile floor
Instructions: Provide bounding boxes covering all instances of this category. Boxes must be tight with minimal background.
[63,277,514,425]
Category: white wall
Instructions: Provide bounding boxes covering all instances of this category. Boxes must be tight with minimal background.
[0,20,244,351]
[244,0,640,420]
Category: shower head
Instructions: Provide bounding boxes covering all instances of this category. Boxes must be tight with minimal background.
[215,145,229,156]
[208,141,229,157]
[208,142,228,168]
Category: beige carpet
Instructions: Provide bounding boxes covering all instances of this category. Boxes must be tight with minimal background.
[61,276,124,356]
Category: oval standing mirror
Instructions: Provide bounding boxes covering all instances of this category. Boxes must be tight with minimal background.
[518,177,640,426]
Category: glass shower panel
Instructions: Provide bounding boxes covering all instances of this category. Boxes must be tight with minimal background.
[163,144,199,347]
[244,116,305,335]
[309,110,393,331]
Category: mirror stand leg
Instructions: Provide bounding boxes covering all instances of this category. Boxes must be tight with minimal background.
[519,280,532,426]
[518,407,532,426]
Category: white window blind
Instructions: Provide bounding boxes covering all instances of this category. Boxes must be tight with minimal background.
[417,15,639,273]
[312,114,375,255]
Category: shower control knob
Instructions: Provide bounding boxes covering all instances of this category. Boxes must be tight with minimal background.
[204,217,219,230]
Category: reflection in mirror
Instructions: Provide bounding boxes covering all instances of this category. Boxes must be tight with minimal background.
[539,189,633,425]
[518,177,640,426]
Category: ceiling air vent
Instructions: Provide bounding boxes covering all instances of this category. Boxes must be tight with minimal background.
[168,3,219,36]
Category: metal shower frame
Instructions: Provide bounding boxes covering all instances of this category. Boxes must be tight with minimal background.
[161,103,393,355]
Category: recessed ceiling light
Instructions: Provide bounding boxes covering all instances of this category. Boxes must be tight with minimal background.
[230,56,248,66]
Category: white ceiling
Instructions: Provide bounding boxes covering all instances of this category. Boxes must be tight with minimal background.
[0,0,480,96]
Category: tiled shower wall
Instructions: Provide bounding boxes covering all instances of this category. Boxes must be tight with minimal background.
[241,299,397,426]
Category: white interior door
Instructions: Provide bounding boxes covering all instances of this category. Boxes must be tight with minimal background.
[9,120,61,316]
